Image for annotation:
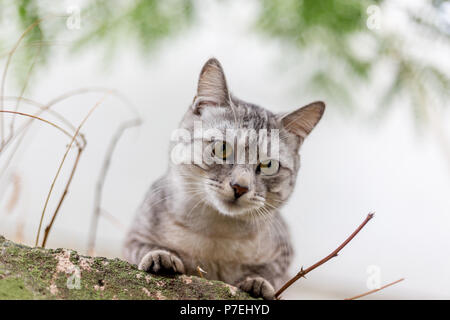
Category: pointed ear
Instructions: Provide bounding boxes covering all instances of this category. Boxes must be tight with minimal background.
[280,101,325,139]
[193,58,229,114]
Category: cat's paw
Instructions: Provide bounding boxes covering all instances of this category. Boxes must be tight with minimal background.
[138,250,185,274]
[237,276,275,300]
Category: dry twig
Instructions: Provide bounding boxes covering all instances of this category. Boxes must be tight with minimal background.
[6,173,21,213]
[9,39,43,136]
[0,110,83,145]
[37,92,111,247]
[344,278,405,300]
[275,212,375,298]
[87,118,141,255]
[0,97,84,179]
[0,18,43,146]
[0,86,137,178]
[196,266,207,279]
[1,20,140,250]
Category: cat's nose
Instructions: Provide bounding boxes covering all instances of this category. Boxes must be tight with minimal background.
[230,182,249,199]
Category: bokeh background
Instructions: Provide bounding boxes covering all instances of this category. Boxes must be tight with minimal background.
[0,0,449,299]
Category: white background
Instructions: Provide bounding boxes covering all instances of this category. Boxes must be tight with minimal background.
[0,0,449,299]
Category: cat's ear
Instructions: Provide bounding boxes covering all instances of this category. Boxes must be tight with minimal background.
[279,101,325,139]
[193,58,230,114]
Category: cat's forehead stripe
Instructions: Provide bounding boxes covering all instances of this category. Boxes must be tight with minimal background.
[201,104,275,132]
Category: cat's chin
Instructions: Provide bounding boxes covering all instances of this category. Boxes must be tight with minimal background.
[209,197,260,217]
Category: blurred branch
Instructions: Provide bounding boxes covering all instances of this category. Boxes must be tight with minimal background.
[1,0,194,79]
[87,118,141,256]
[256,0,450,125]
[41,146,84,248]
[2,0,449,133]
[37,92,110,247]
[1,18,43,148]
[6,172,21,213]
[76,0,193,53]
[344,278,405,300]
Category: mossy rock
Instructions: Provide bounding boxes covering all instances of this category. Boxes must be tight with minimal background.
[0,236,254,300]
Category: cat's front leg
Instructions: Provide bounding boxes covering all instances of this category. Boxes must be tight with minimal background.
[138,249,185,275]
[236,276,275,300]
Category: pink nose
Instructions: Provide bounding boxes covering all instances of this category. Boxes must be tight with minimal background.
[230,183,249,199]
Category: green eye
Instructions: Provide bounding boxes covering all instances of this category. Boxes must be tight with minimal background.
[212,141,233,160]
[257,159,279,176]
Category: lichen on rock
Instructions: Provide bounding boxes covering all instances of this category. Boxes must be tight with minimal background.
[0,235,255,300]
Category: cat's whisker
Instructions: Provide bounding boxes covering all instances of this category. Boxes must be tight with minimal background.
[148,185,205,200]
[205,182,221,189]
[149,189,205,208]
[149,178,207,190]
[264,202,280,211]
[266,197,285,204]
[250,196,266,203]
[186,197,207,219]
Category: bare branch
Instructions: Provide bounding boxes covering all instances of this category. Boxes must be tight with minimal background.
[344,278,405,300]
[41,147,83,248]
[87,118,141,255]
[0,110,83,146]
[275,212,375,298]
[1,18,43,147]
[37,92,111,247]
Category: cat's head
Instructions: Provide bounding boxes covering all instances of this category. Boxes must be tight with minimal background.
[170,58,324,218]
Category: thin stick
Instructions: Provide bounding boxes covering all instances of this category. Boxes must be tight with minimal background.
[6,173,21,213]
[100,209,127,232]
[36,92,110,247]
[0,96,84,154]
[9,42,43,136]
[0,110,84,226]
[344,278,405,300]
[0,110,83,144]
[0,86,137,169]
[46,87,139,117]
[275,212,375,298]
[87,118,141,255]
[0,18,43,147]
[41,147,83,247]
[3,95,80,133]
[196,266,207,279]
[0,15,67,147]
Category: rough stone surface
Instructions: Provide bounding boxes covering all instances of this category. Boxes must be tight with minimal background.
[0,236,255,300]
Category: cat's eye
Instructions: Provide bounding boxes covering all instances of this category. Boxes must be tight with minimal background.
[257,159,279,176]
[212,141,233,160]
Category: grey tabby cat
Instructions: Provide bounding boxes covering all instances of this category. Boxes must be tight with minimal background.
[124,58,325,299]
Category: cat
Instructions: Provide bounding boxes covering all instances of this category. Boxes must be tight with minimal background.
[124,58,325,299]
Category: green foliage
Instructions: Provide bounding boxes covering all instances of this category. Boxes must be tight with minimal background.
[74,0,193,55]
[1,0,48,87]
[256,0,450,126]
[257,0,376,78]
[0,0,194,87]
[258,0,369,39]
[0,277,34,299]
[0,0,449,127]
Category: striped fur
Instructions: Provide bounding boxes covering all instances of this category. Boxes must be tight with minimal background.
[124,58,324,299]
